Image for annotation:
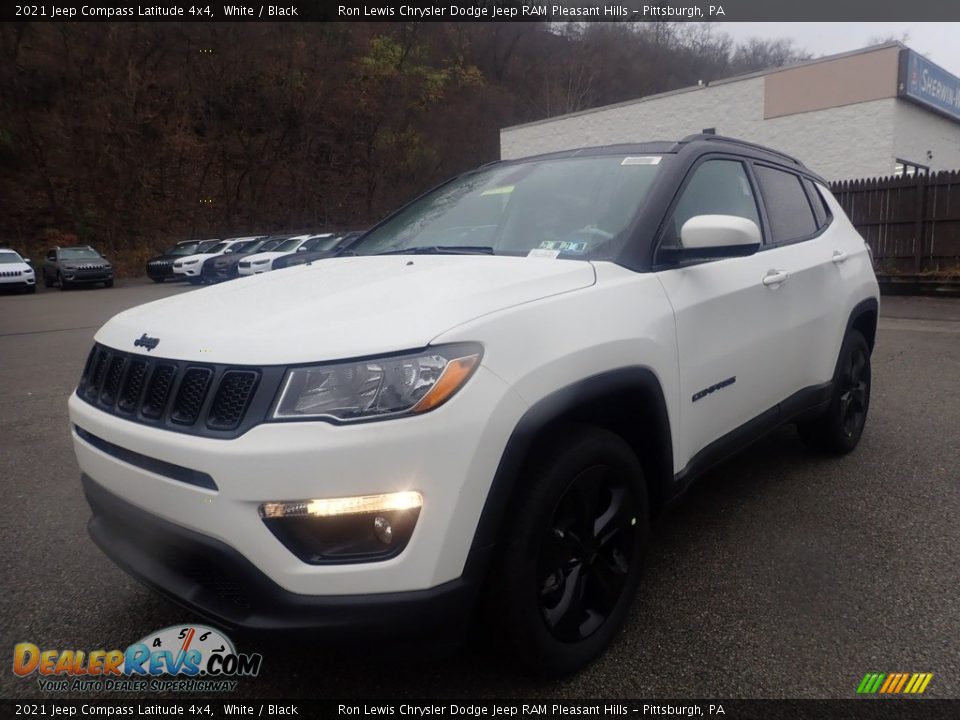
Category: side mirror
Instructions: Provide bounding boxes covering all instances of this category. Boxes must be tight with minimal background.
[677,215,761,259]
[297,246,307,252]
[24,258,33,265]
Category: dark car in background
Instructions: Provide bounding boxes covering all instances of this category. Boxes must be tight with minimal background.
[200,235,291,284]
[42,246,113,290]
[272,231,365,270]
[146,239,220,282]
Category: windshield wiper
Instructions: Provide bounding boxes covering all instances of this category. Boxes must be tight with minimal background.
[375,245,495,256]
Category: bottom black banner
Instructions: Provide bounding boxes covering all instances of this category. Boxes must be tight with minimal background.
[1,700,959,720]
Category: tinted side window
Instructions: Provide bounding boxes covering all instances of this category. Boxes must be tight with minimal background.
[802,178,832,228]
[756,166,817,242]
[661,160,760,249]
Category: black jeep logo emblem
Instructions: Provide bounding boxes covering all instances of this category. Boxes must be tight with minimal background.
[134,333,160,351]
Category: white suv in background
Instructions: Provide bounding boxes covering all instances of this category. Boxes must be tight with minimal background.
[172,237,257,283]
[237,234,328,276]
[70,135,879,676]
[0,248,36,293]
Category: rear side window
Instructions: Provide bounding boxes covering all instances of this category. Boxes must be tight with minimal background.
[755,165,817,242]
[802,178,832,228]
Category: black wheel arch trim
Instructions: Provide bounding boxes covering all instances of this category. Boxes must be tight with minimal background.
[465,367,673,575]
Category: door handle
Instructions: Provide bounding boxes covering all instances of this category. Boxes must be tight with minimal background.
[762,269,789,286]
[832,250,848,264]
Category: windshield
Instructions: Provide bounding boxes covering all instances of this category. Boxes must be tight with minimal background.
[301,235,339,252]
[350,155,663,259]
[204,242,229,254]
[0,251,23,264]
[227,240,259,253]
[273,237,306,253]
[258,239,284,252]
[60,247,102,260]
[166,241,205,255]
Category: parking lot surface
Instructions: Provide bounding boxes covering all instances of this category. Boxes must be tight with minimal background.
[1,280,958,699]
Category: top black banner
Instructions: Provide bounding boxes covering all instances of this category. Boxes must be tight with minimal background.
[7,0,960,22]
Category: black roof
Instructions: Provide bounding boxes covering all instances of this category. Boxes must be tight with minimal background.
[499,134,822,182]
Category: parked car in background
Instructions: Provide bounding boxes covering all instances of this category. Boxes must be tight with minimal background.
[172,237,257,284]
[146,239,220,283]
[43,246,113,290]
[272,232,364,270]
[0,248,37,293]
[200,235,292,284]
[237,234,322,276]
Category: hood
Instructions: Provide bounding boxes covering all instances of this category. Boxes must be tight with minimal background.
[96,255,596,364]
[274,250,335,268]
[174,252,217,265]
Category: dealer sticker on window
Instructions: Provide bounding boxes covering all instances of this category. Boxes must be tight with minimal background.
[621,156,661,165]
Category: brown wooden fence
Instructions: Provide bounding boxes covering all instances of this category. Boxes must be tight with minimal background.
[829,171,960,275]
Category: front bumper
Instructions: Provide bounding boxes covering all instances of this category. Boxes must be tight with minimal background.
[83,474,482,634]
[0,276,35,289]
[173,264,201,277]
[68,365,525,598]
[64,270,112,284]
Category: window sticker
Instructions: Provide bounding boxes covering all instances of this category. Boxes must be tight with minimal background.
[480,185,515,196]
[621,156,661,166]
[528,248,560,259]
[538,240,588,253]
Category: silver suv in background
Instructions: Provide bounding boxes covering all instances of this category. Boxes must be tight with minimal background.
[43,246,113,290]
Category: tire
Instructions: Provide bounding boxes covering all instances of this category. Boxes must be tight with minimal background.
[798,330,871,454]
[58,272,69,291]
[151,277,164,284]
[187,277,202,285]
[26,285,36,294]
[487,425,650,676]
[104,279,114,288]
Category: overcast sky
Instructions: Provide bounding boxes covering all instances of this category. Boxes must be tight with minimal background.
[719,23,960,74]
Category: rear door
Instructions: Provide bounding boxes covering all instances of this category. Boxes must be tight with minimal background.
[655,157,799,470]
[751,164,841,393]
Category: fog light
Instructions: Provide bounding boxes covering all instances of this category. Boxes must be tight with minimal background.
[259,491,422,564]
[373,516,393,545]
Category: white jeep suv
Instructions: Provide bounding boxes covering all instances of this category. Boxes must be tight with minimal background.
[69,135,879,675]
[0,248,36,293]
[172,238,256,283]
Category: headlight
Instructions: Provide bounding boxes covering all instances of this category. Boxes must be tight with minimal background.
[24,268,33,274]
[272,343,482,422]
[253,258,270,264]
[184,259,200,265]
[63,265,77,271]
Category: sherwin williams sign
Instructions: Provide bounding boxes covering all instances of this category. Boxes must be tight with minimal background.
[899,49,960,121]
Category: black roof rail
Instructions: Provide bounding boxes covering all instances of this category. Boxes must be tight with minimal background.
[678,133,804,167]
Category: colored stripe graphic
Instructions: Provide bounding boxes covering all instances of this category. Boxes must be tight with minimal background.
[857,672,933,694]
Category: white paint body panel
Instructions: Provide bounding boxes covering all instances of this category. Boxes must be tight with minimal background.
[70,195,878,597]
[172,239,249,278]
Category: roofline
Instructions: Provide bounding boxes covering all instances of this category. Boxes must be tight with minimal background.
[501,41,908,133]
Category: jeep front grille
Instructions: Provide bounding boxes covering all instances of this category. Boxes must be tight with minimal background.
[76,344,281,439]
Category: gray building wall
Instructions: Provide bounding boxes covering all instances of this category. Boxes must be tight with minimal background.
[500,48,960,181]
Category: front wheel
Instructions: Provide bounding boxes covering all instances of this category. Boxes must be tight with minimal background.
[58,272,70,291]
[104,279,114,288]
[488,426,649,676]
[798,330,871,454]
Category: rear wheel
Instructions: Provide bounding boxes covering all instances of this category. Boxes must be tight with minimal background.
[488,426,649,676]
[798,330,871,454]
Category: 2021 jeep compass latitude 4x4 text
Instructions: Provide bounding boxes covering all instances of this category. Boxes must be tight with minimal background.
[70,135,879,675]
